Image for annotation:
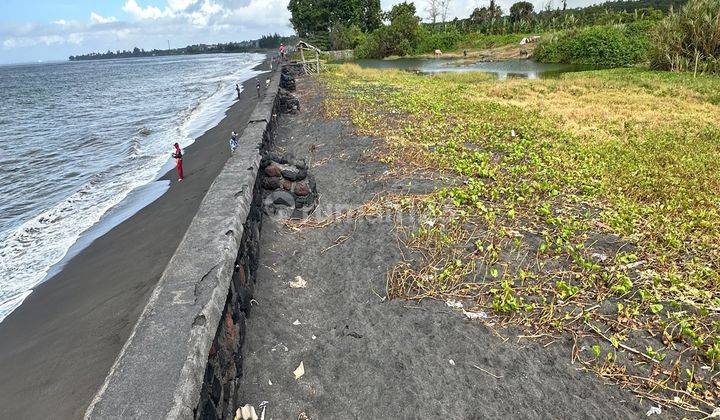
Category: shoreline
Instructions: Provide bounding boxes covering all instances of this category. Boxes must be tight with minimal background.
[0,58,272,419]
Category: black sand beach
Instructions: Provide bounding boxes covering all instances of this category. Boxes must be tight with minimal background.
[236,77,651,418]
[0,60,272,419]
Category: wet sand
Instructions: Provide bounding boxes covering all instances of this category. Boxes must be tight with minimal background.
[0,60,271,419]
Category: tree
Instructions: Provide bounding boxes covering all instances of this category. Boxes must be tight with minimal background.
[425,0,441,24]
[510,1,534,22]
[440,0,453,23]
[470,0,502,24]
[359,0,382,31]
[288,0,362,38]
[329,23,364,50]
[387,1,421,45]
[355,2,421,58]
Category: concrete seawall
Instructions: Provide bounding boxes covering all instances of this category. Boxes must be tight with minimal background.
[85,69,282,419]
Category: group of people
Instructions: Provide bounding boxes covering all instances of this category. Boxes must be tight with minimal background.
[173,43,289,183]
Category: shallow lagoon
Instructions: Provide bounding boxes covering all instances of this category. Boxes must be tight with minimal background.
[353,58,593,79]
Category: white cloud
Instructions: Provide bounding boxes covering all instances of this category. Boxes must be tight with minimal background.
[53,20,68,26]
[123,0,169,19]
[167,0,199,12]
[90,12,118,24]
[200,0,223,15]
[67,33,85,44]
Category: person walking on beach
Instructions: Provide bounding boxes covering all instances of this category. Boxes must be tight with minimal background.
[279,43,286,61]
[229,131,238,153]
[235,83,241,100]
[172,143,184,182]
[256,79,261,98]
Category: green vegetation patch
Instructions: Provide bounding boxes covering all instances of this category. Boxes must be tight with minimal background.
[535,23,652,66]
[322,64,720,414]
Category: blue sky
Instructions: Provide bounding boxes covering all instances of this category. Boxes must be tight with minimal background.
[0,0,602,64]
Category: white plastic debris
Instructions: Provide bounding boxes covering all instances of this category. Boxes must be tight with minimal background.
[447,300,489,321]
[293,319,301,325]
[463,311,488,320]
[710,407,720,418]
[446,300,464,309]
[236,404,258,420]
[449,359,456,366]
[290,276,307,288]
[312,335,317,340]
[268,379,273,385]
[259,401,268,420]
[646,406,662,416]
[294,361,305,379]
[511,129,517,137]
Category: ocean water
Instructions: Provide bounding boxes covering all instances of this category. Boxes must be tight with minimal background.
[0,53,264,323]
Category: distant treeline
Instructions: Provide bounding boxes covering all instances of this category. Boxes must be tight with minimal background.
[68,34,297,61]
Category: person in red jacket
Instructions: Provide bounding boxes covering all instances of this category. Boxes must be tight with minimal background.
[172,143,184,182]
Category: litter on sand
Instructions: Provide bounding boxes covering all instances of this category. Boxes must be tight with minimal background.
[446,300,464,309]
[294,361,305,379]
[449,359,456,366]
[259,401,268,420]
[645,406,662,416]
[290,276,307,288]
[446,300,488,320]
[464,311,488,320]
[235,404,258,420]
[293,319,301,325]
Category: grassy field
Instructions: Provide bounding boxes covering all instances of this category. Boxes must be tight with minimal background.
[321,64,720,414]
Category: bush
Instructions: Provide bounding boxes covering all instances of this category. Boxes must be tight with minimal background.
[651,0,720,74]
[414,27,463,54]
[355,2,420,58]
[535,25,651,66]
[329,24,364,51]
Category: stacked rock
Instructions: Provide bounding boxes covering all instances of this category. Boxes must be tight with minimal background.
[277,88,300,114]
[280,72,296,91]
[261,153,317,219]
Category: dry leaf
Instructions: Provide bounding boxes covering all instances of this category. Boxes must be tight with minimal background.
[294,361,305,379]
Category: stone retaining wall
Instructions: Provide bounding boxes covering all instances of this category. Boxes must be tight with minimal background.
[84,69,283,420]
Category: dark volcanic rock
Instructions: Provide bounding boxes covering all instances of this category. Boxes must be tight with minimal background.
[261,176,282,190]
[279,164,307,181]
[264,164,282,177]
[280,73,296,91]
[271,190,295,207]
[278,88,300,114]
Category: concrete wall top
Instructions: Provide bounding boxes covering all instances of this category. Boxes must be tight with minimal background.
[85,69,281,420]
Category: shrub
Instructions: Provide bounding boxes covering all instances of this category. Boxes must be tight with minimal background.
[414,27,463,54]
[535,25,651,66]
[329,24,364,50]
[651,0,720,74]
[355,2,420,58]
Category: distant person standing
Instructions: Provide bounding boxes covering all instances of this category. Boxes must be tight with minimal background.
[229,131,238,153]
[279,43,286,61]
[256,79,261,98]
[235,83,241,100]
[172,143,184,182]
